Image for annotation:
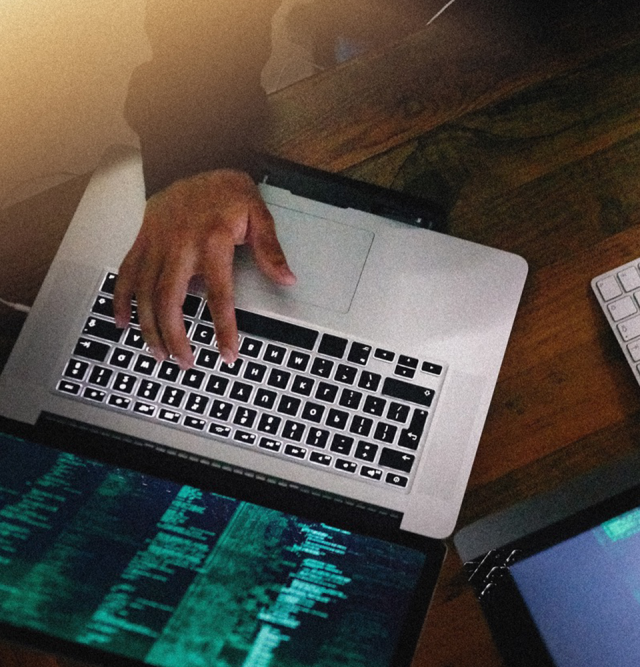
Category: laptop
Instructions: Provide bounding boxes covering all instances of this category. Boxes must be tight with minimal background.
[0,145,526,665]
[454,451,640,667]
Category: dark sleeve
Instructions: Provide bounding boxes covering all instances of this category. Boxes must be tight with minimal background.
[125,0,282,197]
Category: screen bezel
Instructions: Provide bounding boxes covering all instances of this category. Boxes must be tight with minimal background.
[0,415,445,667]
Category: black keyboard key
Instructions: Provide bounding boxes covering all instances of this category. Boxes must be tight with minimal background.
[136,380,162,401]
[282,420,305,442]
[243,362,267,383]
[159,408,181,424]
[358,371,381,392]
[338,389,362,410]
[379,448,415,473]
[254,388,277,409]
[209,423,231,438]
[182,294,202,317]
[373,422,397,443]
[195,349,219,370]
[184,416,207,431]
[114,372,136,394]
[88,366,113,388]
[349,415,373,437]
[235,309,318,350]
[230,381,253,402]
[58,380,80,395]
[398,409,428,450]
[310,451,332,466]
[267,368,290,389]
[385,473,408,488]
[133,401,156,416]
[157,360,181,383]
[360,466,383,481]
[258,414,281,434]
[373,348,394,362]
[161,386,185,408]
[382,378,435,407]
[264,344,286,365]
[108,395,130,409]
[398,355,418,369]
[239,337,263,358]
[286,351,310,372]
[422,361,444,376]
[326,408,349,430]
[334,364,357,385]
[284,444,306,459]
[84,387,106,402]
[291,376,315,396]
[310,357,334,378]
[210,400,233,421]
[206,375,229,396]
[301,402,325,423]
[74,337,110,362]
[318,334,348,358]
[101,272,117,294]
[124,329,145,349]
[92,295,114,318]
[394,366,416,379]
[64,359,89,380]
[306,428,330,448]
[234,430,256,445]
[259,437,282,452]
[110,348,134,369]
[355,441,378,462]
[335,459,357,473]
[192,324,215,346]
[219,359,243,376]
[387,402,410,423]
[233,407,257,428]
[185,393,209,414]
[330,434,354,455]
[363,395,386,416]
[277,395,301,416]
[315,382,338,403]
[182,368,206,389]
[133,355,157,376]
[347,342,371,365]
[83,317,122,343]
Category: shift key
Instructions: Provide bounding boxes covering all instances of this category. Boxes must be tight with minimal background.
[382,377,435,407]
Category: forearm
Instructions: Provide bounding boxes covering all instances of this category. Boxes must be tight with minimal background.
[126,0,281,197]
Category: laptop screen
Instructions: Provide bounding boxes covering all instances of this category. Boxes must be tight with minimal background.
[509,504,640,666]
[0,430,438,667]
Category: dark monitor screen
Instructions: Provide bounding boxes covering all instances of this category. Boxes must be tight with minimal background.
[0,431,439,667]
[509,504,640,666]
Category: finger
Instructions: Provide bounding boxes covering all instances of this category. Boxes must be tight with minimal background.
[154,249,197,369]
[135,249,169,362]
[202,234,239,365]
[113,241,144,328]
[247,201,296,286]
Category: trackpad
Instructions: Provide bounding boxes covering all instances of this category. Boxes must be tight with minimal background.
[234,205,374,313]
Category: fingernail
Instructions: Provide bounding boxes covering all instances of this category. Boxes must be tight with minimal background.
[221,348,237,365]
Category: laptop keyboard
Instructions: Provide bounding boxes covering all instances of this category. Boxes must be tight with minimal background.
[593,258,640,385]
[54,272,446,492]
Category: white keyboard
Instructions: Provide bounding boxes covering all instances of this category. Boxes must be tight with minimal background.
[592,259,640,383]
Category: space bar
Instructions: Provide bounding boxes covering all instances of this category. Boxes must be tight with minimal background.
[235,309,319,350]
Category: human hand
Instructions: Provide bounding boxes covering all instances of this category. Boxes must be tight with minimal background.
[113,169,296,369]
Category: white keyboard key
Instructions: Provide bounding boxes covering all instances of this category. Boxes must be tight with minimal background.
[596,276,622,301]
[618,266,640,292]
[628,341,640,362]
[618,315,640,342]
[608,296,637,322]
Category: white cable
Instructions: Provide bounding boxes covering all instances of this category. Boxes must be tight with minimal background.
[427,0,460,26]
[0,297,31,314]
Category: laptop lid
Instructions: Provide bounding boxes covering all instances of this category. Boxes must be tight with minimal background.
[0,145,527,538]
[0,415,444,667]
[454,451,640,667]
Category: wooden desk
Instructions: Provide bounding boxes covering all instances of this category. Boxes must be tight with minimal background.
[2,0,640,665]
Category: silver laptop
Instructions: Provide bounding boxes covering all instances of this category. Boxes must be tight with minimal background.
[0,144,527,540]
